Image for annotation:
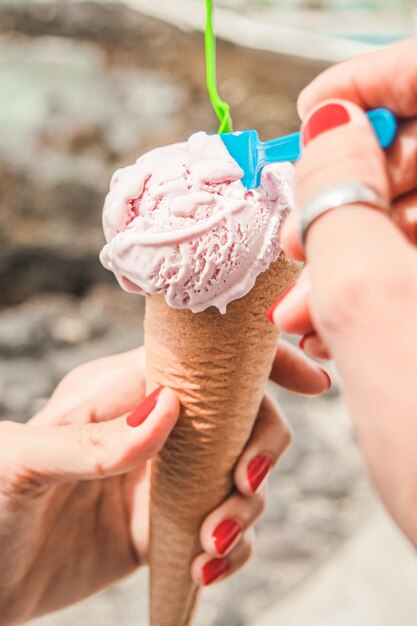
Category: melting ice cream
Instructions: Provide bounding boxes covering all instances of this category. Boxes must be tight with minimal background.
[100,131,293,313]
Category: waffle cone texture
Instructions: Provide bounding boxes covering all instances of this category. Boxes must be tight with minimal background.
[145,253,300,626]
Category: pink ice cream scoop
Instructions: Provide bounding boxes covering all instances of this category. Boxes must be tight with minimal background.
[100,131,293,313]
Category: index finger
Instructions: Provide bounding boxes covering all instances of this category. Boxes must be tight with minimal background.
[298,36,417,119]
[270,339,331,396]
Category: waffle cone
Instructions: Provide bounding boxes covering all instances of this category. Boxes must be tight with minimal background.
[145,253,300,626]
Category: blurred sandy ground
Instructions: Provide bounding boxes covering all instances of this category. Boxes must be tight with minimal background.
[0,2,416,625]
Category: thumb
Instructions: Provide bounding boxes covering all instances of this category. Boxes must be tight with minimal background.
[7,388,180,485]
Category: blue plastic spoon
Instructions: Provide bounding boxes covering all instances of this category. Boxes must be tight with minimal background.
[220,108,397,190]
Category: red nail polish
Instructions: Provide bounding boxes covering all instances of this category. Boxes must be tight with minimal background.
[320,368,332,390]
[303,103,351,146]
[299,331,316,350]
[126,386,163,427]
[202,558,230,586]
[212,519,242,556]
[247,454,273,493]
[266,284,296,323]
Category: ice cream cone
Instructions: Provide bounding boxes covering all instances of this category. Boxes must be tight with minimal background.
[145,252,300,626]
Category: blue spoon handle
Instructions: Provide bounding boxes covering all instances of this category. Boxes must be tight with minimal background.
[367,108,397,149]
[262,107,397,164]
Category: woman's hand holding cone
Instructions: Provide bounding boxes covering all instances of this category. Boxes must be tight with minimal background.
[192,339,330,586]
[0,343,328,623]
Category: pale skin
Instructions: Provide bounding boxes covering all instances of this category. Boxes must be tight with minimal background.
[0,343,328,625]
[271,36,417,546]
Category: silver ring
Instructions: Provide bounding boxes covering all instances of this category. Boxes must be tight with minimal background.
[300,180,392,247]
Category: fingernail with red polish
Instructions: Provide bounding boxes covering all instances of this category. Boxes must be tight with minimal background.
[247,454,273,493]
[213,519,242,556]
[303,103,351,147]
[267,284,296,324]
[127,386,163,427]
[320,369,332,390]
[202,558,230,586]
[299,332,315,350]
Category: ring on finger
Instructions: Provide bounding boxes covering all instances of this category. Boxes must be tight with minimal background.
[300,180,392,248]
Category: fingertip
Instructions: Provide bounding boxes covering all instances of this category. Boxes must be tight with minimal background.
[298,332,315,352]
[201,558,231,587]
[125,386,180,462]
[269,280,312,336]
[143,386,180,442]
[244,453,274,495]
[291,362,331,396]
[199,513,214,556]
[126,386,163,428]
[156,387,181,421]
[234,454,257,497]
[267,284,296,324]
[234,396,293,494]
[191,553,231,587]
[297,87,309,120]
[234,469,253,498]
[321,368,332,389]
[199,521,234,559]
[190,554,205,586]
[299,332,332,361]
[135,385,180,430]
[200,507,244,557]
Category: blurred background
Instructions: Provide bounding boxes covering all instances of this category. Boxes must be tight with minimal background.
[1,1,417,625]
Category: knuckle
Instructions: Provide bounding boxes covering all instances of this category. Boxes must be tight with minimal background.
[83,423,103,449]
[0,441,47,499]
[78,424,108,477]
[0,423,26,490]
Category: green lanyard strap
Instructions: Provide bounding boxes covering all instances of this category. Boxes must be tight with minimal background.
[205,0,233,134]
